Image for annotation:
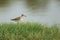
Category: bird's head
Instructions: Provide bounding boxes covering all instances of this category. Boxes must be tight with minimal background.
[21,14,27,17]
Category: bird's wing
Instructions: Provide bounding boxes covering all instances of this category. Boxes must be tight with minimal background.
[11,17,20,20]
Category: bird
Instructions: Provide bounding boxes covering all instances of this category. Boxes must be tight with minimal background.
[11,14,26,22]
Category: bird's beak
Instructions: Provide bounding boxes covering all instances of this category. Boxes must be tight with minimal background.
[24,15,27,17]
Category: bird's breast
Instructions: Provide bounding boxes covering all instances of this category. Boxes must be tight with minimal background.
[20,17,24,21]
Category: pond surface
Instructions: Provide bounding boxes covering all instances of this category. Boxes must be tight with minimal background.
[0,0,60,25]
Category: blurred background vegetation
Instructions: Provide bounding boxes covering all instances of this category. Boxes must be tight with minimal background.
[0,0,10,7]
[0,0,50,10]
[0,0,60,11]
[26,0,49,10]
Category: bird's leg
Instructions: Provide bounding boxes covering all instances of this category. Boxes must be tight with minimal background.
[17,21,19,24]
[16,21,20,27]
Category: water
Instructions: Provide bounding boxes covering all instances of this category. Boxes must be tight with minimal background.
[0,0,60,26]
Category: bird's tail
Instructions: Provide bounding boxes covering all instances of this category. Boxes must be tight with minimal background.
[11,19,16,21]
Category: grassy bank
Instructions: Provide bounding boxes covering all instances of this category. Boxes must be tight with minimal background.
[0,22,60,40]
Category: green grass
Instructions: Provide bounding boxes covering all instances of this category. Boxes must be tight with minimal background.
[0,22,60,40]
